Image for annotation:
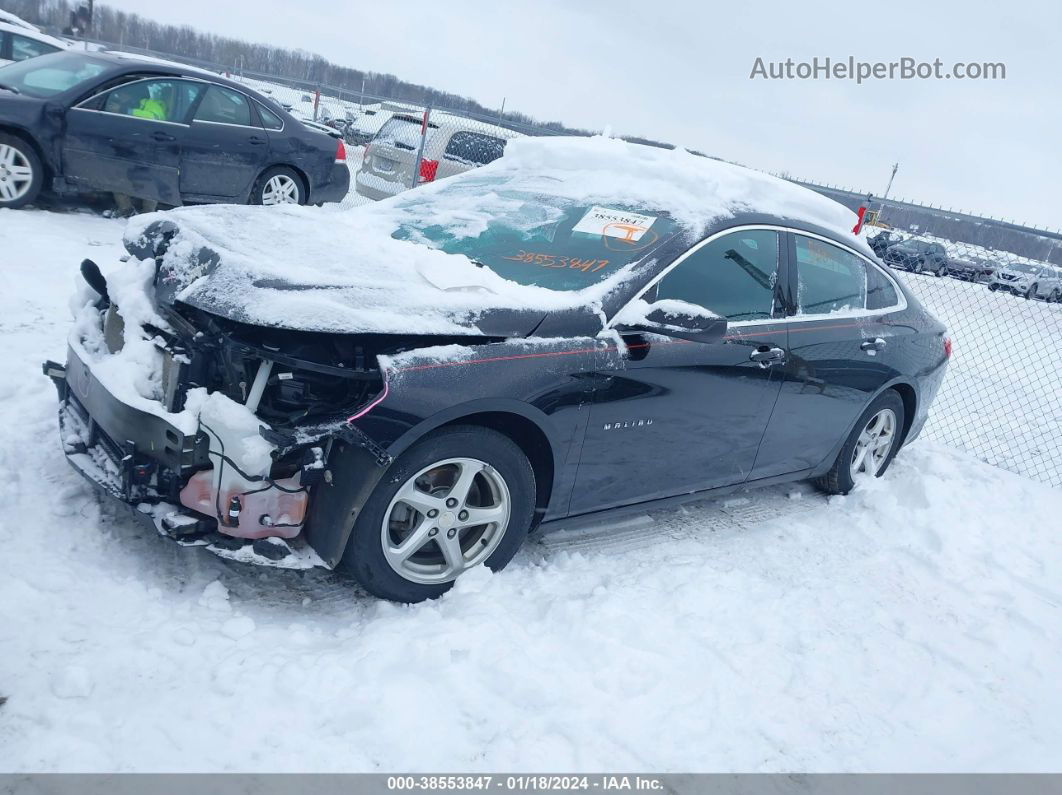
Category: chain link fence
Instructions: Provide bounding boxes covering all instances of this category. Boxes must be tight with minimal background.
[866,229,1062,487]
[55,41,1062,489]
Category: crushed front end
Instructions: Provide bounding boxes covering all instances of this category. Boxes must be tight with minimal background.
[44,254,391,569]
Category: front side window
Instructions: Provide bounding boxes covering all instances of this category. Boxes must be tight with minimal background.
[194,85,252,126]
[653,230,779,321]
[11,34,60,61]
[444,131,507,166]
[795,235,867,315]
[101,79,203,123]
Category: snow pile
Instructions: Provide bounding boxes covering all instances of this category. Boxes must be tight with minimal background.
[120,136,857,336]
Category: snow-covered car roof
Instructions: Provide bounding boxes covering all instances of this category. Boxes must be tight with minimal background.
[0,20,71,51]
[0,9,38,31]
[123,136,858,336]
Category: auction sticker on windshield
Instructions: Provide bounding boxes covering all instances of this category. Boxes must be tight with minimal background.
[573,206,657,242]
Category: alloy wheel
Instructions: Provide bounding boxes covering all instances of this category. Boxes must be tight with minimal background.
[0,143,34,204]
[381,457,511,584]
[850,408,897,479]
[261,174,301,205]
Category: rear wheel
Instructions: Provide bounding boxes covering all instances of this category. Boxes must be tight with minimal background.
[988,283,999,292]
[815,390,906,495]
[1026,283,1038,300]
[912,259,924,274]
[0,133,43,209]
[338,425,536,602]
[252,166,305,206]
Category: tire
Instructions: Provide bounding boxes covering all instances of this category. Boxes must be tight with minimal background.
[912,259,923,274]
[1051,289,1061,304]
[1025,284,1037,300]
[0,133,43,209]
[935,263,948,278]
[988,283,999,292]
[815,390,906,496]
[337,425,536,602]
[251,166,306,206]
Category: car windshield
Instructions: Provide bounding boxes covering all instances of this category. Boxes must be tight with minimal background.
[0,51,108,98]
[1008,262,1041,275]
[390,173,683,292]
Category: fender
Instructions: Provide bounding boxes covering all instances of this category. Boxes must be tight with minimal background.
[808,376,921,478]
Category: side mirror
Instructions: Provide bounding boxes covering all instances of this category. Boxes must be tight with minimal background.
[616,302,728,345]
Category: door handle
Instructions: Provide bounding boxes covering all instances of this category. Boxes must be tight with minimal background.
[248,135,266,145]
[750,345,785,366]
[152,131,176,142]
[860,337,887,352]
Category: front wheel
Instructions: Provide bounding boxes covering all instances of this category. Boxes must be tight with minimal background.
[1025,283,1038,300]
[251,166,306,206]
[0,133,43,209]
[912,259,924,274]
[935,263,948,277]
[338,426,536,602]
[988,283,999,292]
[815,391,906,495]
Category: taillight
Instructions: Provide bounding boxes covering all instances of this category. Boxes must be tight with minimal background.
[418,158,439,184]
[943,337,952,358]
[335,138,347,163]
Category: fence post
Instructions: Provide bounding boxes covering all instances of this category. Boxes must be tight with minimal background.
[411,105,432,189]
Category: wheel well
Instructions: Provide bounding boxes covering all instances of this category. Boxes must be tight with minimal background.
[889,383,917,447]
[0,126,50,178]
[439,411,554,528]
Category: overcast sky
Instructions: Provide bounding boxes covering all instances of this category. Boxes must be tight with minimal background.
[105,0,1061,230]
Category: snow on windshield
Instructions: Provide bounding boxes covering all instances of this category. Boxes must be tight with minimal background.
[122,136,857,336]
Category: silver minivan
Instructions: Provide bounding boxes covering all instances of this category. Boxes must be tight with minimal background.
[355,112,522,200]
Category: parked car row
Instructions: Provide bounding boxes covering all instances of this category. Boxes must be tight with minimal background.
[867,229,1062,302]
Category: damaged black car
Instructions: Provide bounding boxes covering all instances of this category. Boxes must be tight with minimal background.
[45,137,950,602]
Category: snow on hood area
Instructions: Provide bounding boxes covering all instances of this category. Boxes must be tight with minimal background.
[121,136,857,336]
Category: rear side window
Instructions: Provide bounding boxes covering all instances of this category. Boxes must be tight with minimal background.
[654,230,780,320]
[194,85,252,126]
[866,264,899,310]
[256,101,284,130]
[373,116,436,151]
[11,34,59,61]
[444,131,507,166]
[794,235,867,315]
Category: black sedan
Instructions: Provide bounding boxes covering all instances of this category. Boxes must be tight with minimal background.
[882,238,950,276]
[44,139,950,602]
[0,50,349,209]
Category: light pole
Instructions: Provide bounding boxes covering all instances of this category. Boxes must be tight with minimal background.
[878,162,899,225]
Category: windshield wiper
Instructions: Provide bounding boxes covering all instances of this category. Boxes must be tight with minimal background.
[0,82,21,95]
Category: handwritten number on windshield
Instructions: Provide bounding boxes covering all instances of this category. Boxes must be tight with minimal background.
[504,251,610,273]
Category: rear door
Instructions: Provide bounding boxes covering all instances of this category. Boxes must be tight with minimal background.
[62,77,204,204]
[180,84,271,200]
[570,227,788,514]
[751,231,907,479]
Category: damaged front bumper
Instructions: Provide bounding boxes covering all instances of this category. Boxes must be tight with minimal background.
[44,326,391,570]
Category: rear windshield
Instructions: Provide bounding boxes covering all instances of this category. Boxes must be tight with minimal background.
[391,174,682,292]
[373,116,437,151]
[0,51,108,98]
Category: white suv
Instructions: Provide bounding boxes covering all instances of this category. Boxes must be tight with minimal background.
[988,261,1062,301]
[0,21,69,66]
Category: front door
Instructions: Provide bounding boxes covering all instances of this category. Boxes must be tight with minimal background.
[62,78,204,204]
[180,84,271,200]
[570,228,788,515]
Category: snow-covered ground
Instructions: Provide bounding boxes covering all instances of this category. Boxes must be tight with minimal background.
[0,208,1060,772]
